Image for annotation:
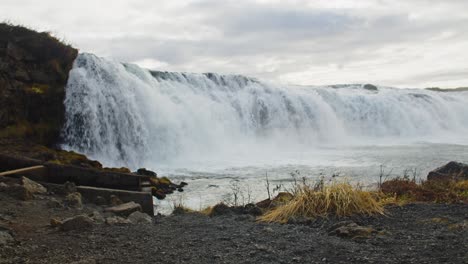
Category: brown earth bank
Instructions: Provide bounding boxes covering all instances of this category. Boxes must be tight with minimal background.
[0,23,77,146]
[1,183,467,264]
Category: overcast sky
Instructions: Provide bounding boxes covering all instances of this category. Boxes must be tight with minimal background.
[2,0,468,88]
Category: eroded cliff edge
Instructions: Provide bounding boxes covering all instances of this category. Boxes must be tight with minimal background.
[0,23,78,146]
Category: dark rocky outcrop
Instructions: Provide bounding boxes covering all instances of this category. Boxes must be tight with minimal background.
[0,23,78,146]
[363,84,378,91]
[427,161,468,181]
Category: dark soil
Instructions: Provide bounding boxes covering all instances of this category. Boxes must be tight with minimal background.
[1,191,467,264]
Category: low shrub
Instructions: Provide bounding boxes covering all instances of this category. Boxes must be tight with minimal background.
[380,177,468,203]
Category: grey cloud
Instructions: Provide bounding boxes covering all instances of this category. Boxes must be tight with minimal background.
[2,0,468,87]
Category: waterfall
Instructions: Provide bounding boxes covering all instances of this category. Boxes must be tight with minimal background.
[61,53,468,169]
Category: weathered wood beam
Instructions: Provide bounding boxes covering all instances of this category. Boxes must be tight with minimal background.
[0,165,47,178]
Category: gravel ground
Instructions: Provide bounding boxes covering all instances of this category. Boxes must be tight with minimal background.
[1,192,467,264]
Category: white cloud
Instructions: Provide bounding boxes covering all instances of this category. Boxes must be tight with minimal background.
[132,59,169,71]
[1,0,468,88]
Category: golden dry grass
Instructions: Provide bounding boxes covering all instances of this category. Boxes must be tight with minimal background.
[258,182,385,223]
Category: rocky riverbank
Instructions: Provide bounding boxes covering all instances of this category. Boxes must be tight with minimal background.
[0,179,467,264]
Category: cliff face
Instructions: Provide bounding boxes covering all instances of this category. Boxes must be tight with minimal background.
[0,23,78,146]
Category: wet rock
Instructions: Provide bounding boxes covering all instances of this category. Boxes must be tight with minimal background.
[151,187,167,200]
[136,168,157,177]
[0,231,14,245]
[60,215,94,231]
[105,216,132,225]
[65,192,82,209]
[105,202,142,217]
[149,176,187,200]
[363,84,378,91]
[427,161,468,181]
[21,177,46,194]
[328,222,375,239]
[128,211,153,224]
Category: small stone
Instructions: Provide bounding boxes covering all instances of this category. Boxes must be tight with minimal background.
[105,202,142,217]
[65,192,82,209]
[50,217,62,227]
[109,195,123,206]
[63,181,77,194]
[0,231,14,245]
[47,198,63,208]
[128,211,152,224]
[94,196,107,206]
[60,215,94,231]
[328,222,375,239]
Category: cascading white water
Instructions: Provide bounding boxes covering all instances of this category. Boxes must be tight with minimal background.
[62,53,468,171]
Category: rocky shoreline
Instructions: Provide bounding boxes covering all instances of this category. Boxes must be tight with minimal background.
[0,180,467,264]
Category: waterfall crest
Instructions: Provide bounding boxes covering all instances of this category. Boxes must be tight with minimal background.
[62,53,468,169]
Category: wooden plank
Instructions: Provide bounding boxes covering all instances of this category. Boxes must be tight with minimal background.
[45,163,147,191]
[0,165,46,177]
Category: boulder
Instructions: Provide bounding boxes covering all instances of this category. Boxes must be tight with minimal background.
[128,211,153,224]
[427,161,468,181]
[136,168,157,177]
[105,202,142,217]
[65,192,82,209]
[2,184,33,200]
[363,84,378,91]
[21,176,47,194]
[0,231,14,245]
[105,216,132,225]
[60,215,94,231]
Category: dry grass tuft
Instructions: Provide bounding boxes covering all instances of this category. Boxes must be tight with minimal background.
[258,182,384,223]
